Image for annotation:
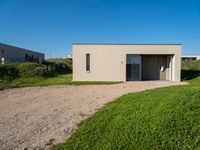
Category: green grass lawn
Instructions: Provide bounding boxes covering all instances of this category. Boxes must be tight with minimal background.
[0,74,120,90]
[54,76,200,149]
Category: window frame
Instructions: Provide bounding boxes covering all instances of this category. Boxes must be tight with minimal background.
[86,53,90,72]
[1,49,5,57]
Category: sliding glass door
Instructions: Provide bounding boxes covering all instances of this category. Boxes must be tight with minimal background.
[126,54,141,81]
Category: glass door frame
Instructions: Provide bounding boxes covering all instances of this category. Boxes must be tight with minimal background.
[126,54,142,81]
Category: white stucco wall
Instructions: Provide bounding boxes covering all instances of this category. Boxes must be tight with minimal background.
[73,44,181,82]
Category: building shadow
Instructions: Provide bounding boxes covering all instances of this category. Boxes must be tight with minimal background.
[181,70,200,81]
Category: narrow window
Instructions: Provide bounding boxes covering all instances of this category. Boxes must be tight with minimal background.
[1,49,5,57]
[25,54,28,61]
[86,53,90,71]
[1,49,5,64]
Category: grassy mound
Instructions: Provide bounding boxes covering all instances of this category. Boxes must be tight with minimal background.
[54,77,200,149]
[0,61,72,90]
[54,60,200,149]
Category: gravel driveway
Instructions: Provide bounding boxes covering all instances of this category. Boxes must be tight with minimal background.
[0,81,184,149]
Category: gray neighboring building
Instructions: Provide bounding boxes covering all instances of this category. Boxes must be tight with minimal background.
[73,44,181,82]
[0,43,45,64]
[182,55,200,61]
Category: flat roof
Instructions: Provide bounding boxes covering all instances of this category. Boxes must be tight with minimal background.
[182,55,200,57]
[0,43,44,55]
[72,43,182,45]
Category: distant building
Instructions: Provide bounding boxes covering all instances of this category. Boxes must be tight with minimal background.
[0,43,44,64]
[63,54,72,60]
[182,55,200,61]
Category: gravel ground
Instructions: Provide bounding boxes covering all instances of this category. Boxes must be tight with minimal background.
[0,81,184,149]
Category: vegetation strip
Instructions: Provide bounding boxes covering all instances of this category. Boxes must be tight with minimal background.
[0,60,120,90]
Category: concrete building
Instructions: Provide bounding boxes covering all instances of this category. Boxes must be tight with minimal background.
[182,55,200,61]
[0,43,44,64]
[73,44,181,82]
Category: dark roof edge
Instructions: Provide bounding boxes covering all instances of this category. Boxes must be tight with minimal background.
[0,43,44,55]
[72,43,182,45]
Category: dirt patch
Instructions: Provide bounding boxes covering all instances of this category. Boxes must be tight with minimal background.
[0,81,185,149]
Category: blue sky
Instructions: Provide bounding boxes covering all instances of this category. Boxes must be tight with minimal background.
[0,0,200,58]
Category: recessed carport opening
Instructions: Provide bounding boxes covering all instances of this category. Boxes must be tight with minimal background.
[126,54,173,81]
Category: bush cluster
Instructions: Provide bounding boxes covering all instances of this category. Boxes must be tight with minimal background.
[181,60,200,80]
[17,63,47,78]
[182,60,200,70]
[0,61,72,81]
[0,64,19,81]
[47,58,72,68]
[42,61,72,74]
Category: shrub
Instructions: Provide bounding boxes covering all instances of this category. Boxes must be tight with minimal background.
[16,63,47,78]
[42,61,72,74]
[182,60,200,70]
[0,64,19,81]
[0,61,72,84]
[47,58,72,69]
[181,70,200,80]
[181,60,200,80]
